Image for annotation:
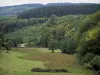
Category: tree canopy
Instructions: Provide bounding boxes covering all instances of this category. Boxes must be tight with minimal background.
[18,4,100,19]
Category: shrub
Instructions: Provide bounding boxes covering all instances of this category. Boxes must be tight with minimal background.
[77,27,100,71]
[60,38,77,54]
[84,63,93,70]
[83,53,95,63]
[97,70,100,75]
[90,56,100,71]
[31,68,68,73]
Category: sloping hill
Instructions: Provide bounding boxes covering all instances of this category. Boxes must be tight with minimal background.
[18,4,100,19]
[0,3,100,17]
[5,15,84,47]
[0,4,43,16]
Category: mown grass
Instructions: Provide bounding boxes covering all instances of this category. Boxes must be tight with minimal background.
[0,48,94,75]
[0,51,45,75]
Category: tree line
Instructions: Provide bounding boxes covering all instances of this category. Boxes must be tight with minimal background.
[76,11,100,74]
[6,15,84,54]
[18,4,100,19]
[0,4,43,16]
[0,17,47,33]
[0,32,11,52]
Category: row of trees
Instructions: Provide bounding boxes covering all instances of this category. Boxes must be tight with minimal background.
[76,11,100,74]
[0,17,47,33]
[18,4,100,19]
[6,15,84,54]
[0,33,11,52]
[0,4,43,16]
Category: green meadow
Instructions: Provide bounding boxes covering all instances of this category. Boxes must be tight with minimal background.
[0,48,94,75]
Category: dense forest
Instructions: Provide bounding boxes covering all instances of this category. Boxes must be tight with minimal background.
[18,4,100,18]
[0,4,43,16]
[0,3,100,17]
[0,3,100,75]
[0,16,47,33]
[5,15,84,48]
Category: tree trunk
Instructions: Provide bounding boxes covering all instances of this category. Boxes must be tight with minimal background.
[52,49,54,53]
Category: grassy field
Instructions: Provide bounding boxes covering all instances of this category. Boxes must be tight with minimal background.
[0,48,94,75]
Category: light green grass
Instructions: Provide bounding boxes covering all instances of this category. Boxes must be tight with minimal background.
[12,48,61,53]
[0,48,94,75]
[0,52,45,74]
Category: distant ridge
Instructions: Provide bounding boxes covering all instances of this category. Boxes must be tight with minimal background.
[0,2,98,7]
[0,3,99,16]
[0,4,44,16]
[18,3,100,19]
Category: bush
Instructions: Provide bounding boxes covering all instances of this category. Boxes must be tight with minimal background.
[84,63,93,70]
[60,38,77,54]
[83,53,95,63]
[31,68,68,73]
[90,56,100,71]
[77,27,100,71]
[97,70,100,75]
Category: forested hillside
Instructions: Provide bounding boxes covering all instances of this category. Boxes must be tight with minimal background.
[0,16,47,33]
[4,11,100,74]
[0,2,100,75]
[76,11,100,74]
[18,4,100,19]
[0,3,99,17]
[0,4,43,16]
[5,15,84,48]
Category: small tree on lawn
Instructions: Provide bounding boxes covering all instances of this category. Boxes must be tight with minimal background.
[48,39,58,53]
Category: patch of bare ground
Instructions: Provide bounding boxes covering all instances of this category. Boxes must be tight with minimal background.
[25,53,76,68]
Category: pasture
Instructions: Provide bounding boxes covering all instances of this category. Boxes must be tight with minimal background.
[0,48,94,75]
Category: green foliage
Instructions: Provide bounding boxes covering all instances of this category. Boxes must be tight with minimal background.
[83,53,95,63]
[31,68,68,72]
[0,4,43,16]
[52,27,65,41]
[90,10,100,22]
[5,15,84,52]
[75,11,100,42]
[47,15,57,26]
[39,28,52,47]
[78,28,100,67]
[0,33,11,51]
[77,11,100,72]
[90,56,100,71]
[18,4,100,19]
[0,17,47,33]
[60,38,76,54]
[48,39,58,53]
[78,27,100,55]
[1,4,100,75]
